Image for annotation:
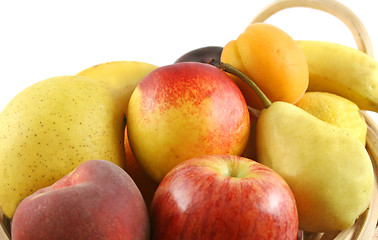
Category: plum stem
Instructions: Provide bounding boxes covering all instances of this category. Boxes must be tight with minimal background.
[209,59,272,109]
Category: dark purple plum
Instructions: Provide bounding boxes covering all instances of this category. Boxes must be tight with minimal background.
[175,46,223,64]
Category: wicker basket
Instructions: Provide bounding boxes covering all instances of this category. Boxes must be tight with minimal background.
[0,0,377,239]
[250,0,378,239]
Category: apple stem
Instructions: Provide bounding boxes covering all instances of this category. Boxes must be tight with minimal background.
[209,60,272,108]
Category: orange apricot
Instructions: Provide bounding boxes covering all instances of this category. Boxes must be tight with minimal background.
[221,23,309,110]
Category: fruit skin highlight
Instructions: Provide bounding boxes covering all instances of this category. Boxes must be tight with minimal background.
[150,155,298,240]
[11,159,150,240]
[221,23,309,109]
[0,76,126,218]
[127,62,250,182]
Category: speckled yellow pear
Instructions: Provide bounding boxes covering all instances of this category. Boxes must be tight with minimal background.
[0,76,126,218]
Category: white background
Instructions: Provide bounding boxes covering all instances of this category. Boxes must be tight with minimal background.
[0,0,377,122]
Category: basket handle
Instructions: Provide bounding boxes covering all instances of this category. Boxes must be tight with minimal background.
[250,0,374,58]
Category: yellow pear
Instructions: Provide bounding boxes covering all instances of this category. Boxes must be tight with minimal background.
[0,76,126,218]
[77,61,158,114]
[256,101,374,232]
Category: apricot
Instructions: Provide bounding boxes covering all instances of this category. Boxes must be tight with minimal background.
[221,23,309,109]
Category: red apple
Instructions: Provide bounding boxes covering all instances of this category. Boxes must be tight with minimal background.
[150,155,298,240]
[11,159,150,240]
[127,62,251,182]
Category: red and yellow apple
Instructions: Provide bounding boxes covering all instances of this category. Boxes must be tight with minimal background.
[11,159,150,240]
[150,155,299,240]
[127,62,251,182]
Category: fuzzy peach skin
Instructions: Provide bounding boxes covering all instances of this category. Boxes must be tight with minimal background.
[221,23,309,110]
[11,159,150,240]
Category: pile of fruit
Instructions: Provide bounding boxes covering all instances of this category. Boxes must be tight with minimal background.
[0,18,377,240]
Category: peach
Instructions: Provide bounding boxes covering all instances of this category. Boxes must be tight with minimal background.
[11,159,150,240]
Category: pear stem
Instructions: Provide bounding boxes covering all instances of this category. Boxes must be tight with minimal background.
[210,60,272,108]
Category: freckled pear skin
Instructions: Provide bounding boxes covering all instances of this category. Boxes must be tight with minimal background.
[0,76,126,218]
[127,62,250,182]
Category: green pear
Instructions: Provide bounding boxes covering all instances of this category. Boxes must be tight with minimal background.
[0,76,126,218]
[256,101,374,232]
